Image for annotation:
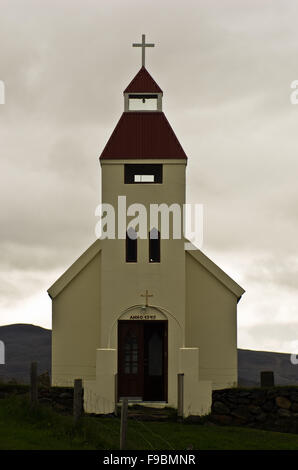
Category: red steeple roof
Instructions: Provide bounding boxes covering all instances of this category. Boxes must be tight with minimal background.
[124,66,163,94]
[100,112,187,160]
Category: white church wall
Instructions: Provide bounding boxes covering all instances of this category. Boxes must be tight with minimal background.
[51,252,101,386]
[185,252,238,390]
[166,316,184,407]
[95,348,117,414]
[179,348,212,417]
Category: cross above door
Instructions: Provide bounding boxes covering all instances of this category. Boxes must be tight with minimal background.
[140,289,153,307]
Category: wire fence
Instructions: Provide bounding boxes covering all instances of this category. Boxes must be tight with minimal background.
[30,365,178,450]
[83,383,176,449]
[130,415,175,450]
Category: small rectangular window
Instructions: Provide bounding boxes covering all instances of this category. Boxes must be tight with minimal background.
[129,94,158,111]
[134,174,155,183]
[149,230,160,263]
[125,164,162,184]
[126,230,137,262]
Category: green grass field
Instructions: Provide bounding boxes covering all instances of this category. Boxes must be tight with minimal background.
[1,396,298,450]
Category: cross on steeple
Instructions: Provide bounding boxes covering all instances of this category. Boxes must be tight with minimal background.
[133,34,155,67]
[140,289,154,307]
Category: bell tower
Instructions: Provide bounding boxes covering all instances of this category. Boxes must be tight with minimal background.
[99,37,188,401]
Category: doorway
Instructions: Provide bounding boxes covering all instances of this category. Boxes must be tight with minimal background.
[118,320,168,402]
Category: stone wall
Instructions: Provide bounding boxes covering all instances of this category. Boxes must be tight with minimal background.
[2,383,298,434]
[0,383,76,413]
[211,387,298,433]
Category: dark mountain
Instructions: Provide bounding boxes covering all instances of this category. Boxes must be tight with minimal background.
[0,324,297,386]
[238,348,298,387]
[0,324,51,383]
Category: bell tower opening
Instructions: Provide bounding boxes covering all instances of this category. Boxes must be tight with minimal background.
[125,89,162,112]
[128,94,158,111]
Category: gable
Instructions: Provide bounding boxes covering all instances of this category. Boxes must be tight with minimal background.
[124,66,163,94]
[48,240,102,299]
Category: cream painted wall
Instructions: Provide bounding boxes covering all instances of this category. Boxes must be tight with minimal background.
[185,252,238,389]
[52,252,101,386]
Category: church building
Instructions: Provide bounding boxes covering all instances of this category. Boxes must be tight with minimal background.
[48,36,245,417]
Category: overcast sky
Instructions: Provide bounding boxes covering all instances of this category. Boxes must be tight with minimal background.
[1,0,298,354]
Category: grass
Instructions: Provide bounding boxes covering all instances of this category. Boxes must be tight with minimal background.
[1,396,298,450]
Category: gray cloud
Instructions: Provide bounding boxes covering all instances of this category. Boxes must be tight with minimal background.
[0,0,298,351]
[244,255,298,294]
[238,321,298,354]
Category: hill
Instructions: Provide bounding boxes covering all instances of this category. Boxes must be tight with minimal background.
[0,323,297,386]
[238,348,298,387]
[0,324,51,383]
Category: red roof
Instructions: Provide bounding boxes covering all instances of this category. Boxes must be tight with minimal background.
[100,112,187,160]
[124,67,163,94]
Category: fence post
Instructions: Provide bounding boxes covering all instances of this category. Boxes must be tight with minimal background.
[120,398,128,450]
[260,371,274,387]
[114,373,118,416]
[73,378,83,424]
[177,373,184,418]
[30,362,38,405]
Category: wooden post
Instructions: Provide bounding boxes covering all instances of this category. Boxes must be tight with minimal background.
[114,373,118,416]
[177,373,184,418]
[73,378,83,424]
[120,398,128,450]
[30,362,38,405]
[260,371,274,387]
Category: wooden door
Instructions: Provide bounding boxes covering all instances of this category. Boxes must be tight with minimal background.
[143,322,166,401]
[118,321,168,401]
[118,321,144,399]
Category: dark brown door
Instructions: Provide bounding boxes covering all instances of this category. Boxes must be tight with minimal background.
[143,323,166,401]
[118,322,144,399]
[118,321,167,401]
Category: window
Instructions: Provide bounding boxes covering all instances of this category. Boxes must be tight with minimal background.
[125,164,162,184]
[126,228,137,262]
[128,94,158,111]
[124,331,138,374]
[134,174,154,183]
[149,228,160,263]
[147,331,163,376]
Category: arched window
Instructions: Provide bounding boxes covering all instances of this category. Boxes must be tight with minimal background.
[149,228,160,263]
[126,228,137,262]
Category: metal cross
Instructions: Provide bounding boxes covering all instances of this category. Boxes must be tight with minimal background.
[140,289,154,307]
[133,34,155,67]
